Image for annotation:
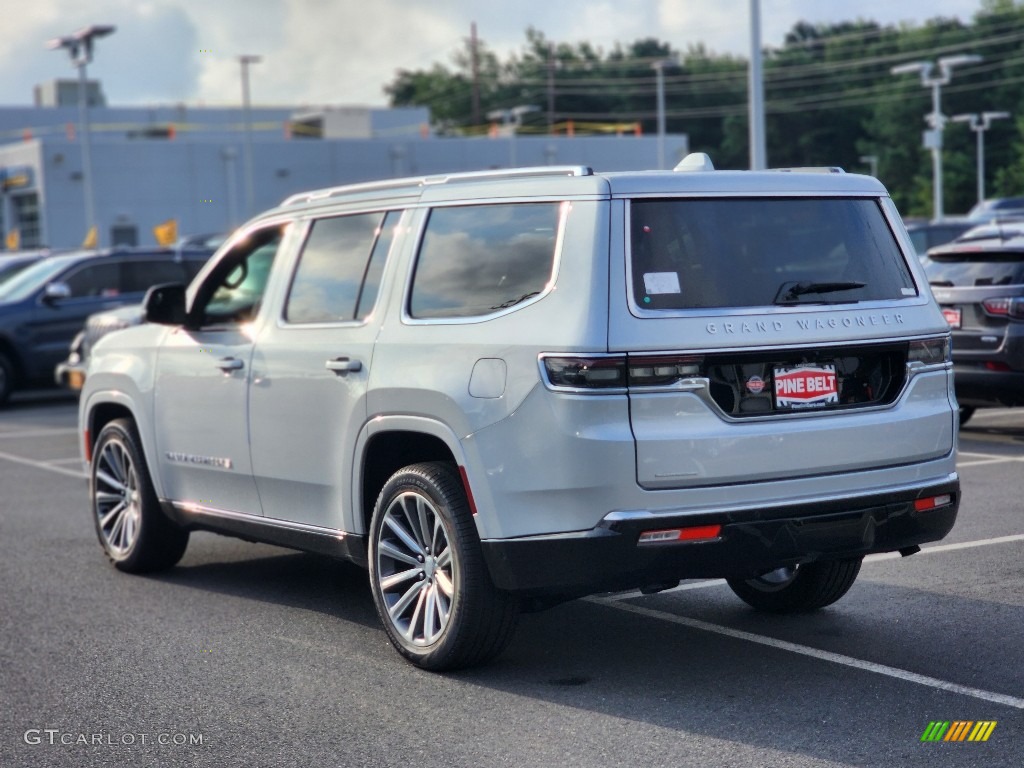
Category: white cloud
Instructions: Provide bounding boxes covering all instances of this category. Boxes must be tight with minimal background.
[0,0,987,107]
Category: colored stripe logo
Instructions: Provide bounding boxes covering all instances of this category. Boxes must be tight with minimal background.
[921,721,997,742]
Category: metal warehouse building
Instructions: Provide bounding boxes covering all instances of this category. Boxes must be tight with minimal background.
[0,82,688,249]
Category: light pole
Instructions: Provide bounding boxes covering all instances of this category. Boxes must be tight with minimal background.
[238,54,261,217]
[652,60,670,170]
[47,24,116,247]
[952,111,1010,205]
[891,54,982,221]
[859,154,879,177]
[748,0,766,170]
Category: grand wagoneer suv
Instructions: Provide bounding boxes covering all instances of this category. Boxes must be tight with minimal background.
[79,155,960,670]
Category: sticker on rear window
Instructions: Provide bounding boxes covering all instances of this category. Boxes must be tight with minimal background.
[774,364,838,409]
[643,272,681,295]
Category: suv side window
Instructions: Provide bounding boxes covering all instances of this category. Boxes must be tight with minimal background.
[409,202,561,319]
[192,227,284,327]
[63,262,122,298]
[122,260,189,293]
[285,211,397,324]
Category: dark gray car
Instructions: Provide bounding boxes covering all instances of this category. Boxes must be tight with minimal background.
[927,229,1024,423]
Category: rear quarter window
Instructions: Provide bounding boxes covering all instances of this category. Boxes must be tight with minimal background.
[629,197,917,310]
[409,202,562,319]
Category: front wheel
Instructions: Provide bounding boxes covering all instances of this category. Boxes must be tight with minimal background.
[91,418,189,572]
[368,462,518,670]
[726,558,862,613]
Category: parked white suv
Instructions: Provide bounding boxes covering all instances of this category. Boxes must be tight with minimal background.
[80,156,960,670]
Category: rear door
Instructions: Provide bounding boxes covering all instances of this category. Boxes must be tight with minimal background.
[248,210,403,528]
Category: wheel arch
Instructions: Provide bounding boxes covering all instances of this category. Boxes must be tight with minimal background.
[353,416,471,538]
[83,392,165,499]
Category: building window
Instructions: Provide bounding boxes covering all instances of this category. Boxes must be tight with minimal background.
[10,193,41,248]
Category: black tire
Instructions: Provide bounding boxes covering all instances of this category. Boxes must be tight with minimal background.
[368,461,519,671]
[726,557,862,613]
[0,350,15,405]
[959,406,976,427]
[91,418,189,573]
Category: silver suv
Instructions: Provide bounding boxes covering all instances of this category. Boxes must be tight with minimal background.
[79,156,960,670]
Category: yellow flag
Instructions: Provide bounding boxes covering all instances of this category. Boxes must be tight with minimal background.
[153,219,178,247]
[5,228,19,250]
[82,226,98,249]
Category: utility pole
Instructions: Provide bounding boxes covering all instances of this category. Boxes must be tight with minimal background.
[952,111,1010,205]
[470,23,481,128]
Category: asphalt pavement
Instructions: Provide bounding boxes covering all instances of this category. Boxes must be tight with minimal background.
[1,391,1021,767]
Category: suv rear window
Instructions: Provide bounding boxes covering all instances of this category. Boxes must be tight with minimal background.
[409,202,562,319]
[927,243,1024,287]
[629,198,916,310]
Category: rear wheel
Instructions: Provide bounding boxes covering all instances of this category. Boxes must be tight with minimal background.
[368,461,518,670]
[91,418,189,572]
[726,558,862,613]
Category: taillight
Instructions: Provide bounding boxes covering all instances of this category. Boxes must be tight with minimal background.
[627,356,703,386]
[638,524,722,545]
[914,494,952,512]
[542,357,626,389]
[907,336,951,366]
[982,296,1024,319]
[542,354,705,390]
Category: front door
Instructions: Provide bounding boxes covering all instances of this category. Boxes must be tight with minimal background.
[153,225,286,514]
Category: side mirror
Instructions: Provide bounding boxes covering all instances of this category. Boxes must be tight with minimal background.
[42,281,71,304]
[143,283,187,325]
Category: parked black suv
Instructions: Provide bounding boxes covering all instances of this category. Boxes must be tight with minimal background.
[927,226,1024,423]
[0,246,214,403]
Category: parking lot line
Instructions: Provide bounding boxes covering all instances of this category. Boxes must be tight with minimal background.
[0,449,86,479]
[595,599,1024,710]
[958,450,1024,467]
[0,428,79,440]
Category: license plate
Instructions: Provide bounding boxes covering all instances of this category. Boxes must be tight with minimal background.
[942,307,962,329]
[774,364,838,409]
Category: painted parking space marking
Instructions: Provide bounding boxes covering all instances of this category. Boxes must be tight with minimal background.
[0,449,86,479]
[599,533,1024,600]
[0,428,79,440]
[592,599,1024,711]
[957,450,1024,467]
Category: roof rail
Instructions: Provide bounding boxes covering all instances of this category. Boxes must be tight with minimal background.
[281,176,428,207]
[769,166,846,174]
[422,165,592,185]
[281,165,593,207]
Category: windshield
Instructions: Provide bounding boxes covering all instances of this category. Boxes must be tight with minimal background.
[0,258,71,303]
[629,197,917,310]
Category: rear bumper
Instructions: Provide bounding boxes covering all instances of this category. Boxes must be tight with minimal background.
[481,475,959,597]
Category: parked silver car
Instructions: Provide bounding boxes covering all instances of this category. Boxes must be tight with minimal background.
[79,157,960,670]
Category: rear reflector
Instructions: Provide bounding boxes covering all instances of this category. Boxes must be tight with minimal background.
[638,524,722,545]
[913,494,952,512]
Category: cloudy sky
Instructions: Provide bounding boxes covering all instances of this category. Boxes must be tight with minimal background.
[0,0,987,108]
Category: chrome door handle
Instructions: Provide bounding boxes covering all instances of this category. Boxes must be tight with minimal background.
[217,357,244,372]
[325,357,362,374]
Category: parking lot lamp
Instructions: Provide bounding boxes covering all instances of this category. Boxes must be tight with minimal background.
[47,24,116,247]
[952,111,1010,206]
[890,55,982,221]
[238,54,262,217]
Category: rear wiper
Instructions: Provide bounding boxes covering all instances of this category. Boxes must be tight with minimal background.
[774,280,866,304]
